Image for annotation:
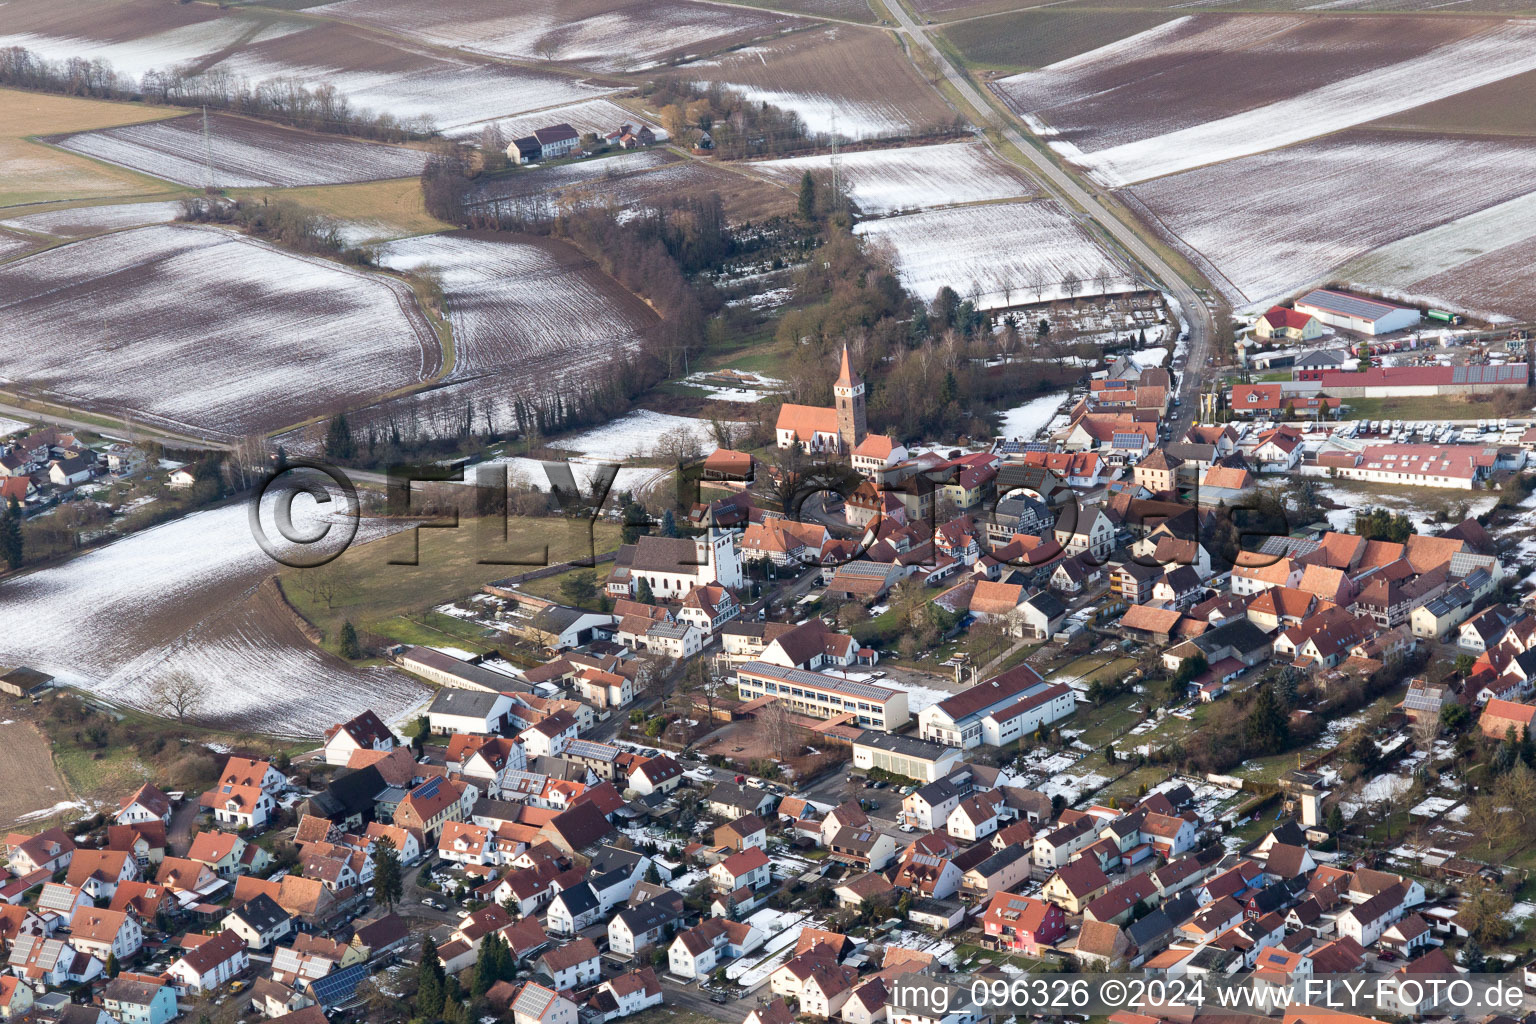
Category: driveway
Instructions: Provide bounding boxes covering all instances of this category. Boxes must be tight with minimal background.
[167,798,201,858]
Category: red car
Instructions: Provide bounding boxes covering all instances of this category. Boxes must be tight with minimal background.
[1377,950,1397,962]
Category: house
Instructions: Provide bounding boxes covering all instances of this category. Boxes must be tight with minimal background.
[1252,306,1322,342]
[628,755,683,797]
[49,455,92,487]
[189,831,259,879]
[222,893,292,951]
[116,784,174,827]
[393,777,472,841]
[65,849,137,900]
[1043,857,1111,914]
[1336,882,1410,946]
[511,983,578,1024]
[961,846,1031,900]
[0,977,32,1021]
[827,826,898,872]
[103,974,178,1024]
[714,814,767,854]
[68,908,142,961]
[608,897,682,956]
[887,979,987,1024]
[322,711,395,767]
[168,931,250,993]
[667,918,763,980]
[947,793,1002,843]
[167,467,197,489]
[1479,698,1536,739]
[8,934,103,990]
[6,828,74,877]
[536,937,600,990]
[704,782,776,820]
[590,968,662,1020]
[709,846,770,892]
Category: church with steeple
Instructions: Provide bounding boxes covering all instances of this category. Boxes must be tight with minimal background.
[774,346,906,475]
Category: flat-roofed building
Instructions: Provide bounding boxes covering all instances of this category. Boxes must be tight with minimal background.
[735,663,909,732]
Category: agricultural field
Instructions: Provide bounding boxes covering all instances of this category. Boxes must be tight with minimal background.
[241,178,453,244]
[0,224,441,439]
[306,0,804,73]
[1350,230,1536,323]
[1368,68,1536,137]
[0,503,430,737]
[853,200,1134,310]
[0,0,615,133]
[939,9,1176,72]
[49,113,430,189]
[1126,130,1536,309]
[681,26,959,139]
[993,16,1536,186]
[0,721,77,831]
[0,232,36,261]
[733,0,878,21]
[0,88,185,209]
[0,200,183,237]
[468,150,681,208]
[750,142,1031,214]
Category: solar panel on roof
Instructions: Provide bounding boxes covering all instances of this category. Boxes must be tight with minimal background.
[308,962,368,1005]
[1299,290,1400,321]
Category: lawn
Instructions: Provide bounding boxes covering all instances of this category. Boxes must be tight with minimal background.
[0,89,187,208]
[279,515,621,647]
[1071,691,1147,748]
[1339,394,1516,422]
[953,941,1050,973]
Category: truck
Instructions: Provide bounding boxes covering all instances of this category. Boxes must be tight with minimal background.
[1426,309,1463,325]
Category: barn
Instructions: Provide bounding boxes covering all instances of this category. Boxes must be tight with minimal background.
[1294,290,1420,336]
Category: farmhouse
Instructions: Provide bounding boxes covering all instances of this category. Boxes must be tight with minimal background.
[1252,307,1322,342]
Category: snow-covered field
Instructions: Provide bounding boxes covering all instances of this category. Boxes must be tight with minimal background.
[997,18,1536,187]
[855,201,1132,310]
[52,115,430,189]
[0,200,183,237]
[488,456,670,502]
[0,503,429,736]
[997,391,1069,440]
[309,0,798,73]
[750,143,1031,214]
[0,224,438,439]
[712,83,912,139]
[550,409,740,462]
[1,21,614,133]
[1129,132,1536,308]
[0,417,30,438]
[376,233,655,399]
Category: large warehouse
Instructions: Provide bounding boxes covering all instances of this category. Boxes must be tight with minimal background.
[1294,289,1421,335]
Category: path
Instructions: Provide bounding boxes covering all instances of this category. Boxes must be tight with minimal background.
[883,0,1215,422]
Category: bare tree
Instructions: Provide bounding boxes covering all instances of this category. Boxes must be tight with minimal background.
[1062,271,1082,304]
[1410,711,1439,754]
[147,672,206,722]
[1028,264,1048,304]
[1094,265,1113,298]
[757,700,804,760]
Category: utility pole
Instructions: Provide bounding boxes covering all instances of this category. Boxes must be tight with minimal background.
[201,105,213,190]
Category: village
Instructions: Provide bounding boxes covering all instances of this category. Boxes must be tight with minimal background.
[5,314,1536,1024]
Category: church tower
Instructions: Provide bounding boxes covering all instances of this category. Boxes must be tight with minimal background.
[833,344,867,453]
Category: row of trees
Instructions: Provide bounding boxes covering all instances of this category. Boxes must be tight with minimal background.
[0,46,436,141]
[178,197,376,265]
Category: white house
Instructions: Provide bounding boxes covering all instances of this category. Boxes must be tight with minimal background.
[511,983,578,1024]
[67,909,142,961]
[115,784,174,828]
[536,938,600,991]
[322,711,396,767]
[667,919,765,980]
[946,793,1002,843]
[709,847,771,893]
[168,932,249,994]
[593,969,663,1020]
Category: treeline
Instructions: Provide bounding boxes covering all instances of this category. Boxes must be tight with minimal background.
[0,45,436,142]
[178,197,377,265]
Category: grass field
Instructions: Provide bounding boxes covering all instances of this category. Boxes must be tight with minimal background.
[0,89,186,208]
[939,9,1176,72]
[236,177,453,241]
[280,516,622,647]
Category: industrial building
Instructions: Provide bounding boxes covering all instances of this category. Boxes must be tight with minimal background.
[1294,290,1420,335]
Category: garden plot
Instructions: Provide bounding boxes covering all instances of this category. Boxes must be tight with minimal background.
[1127,131,1536,308]
[309,0,802,73]
[0,224,439,440]
[0,200,183,237]
[750,143,1031,214]
[682,26,959,139]
[994,16,1536,186]
[854,201,1133,310]
[0,503,429,737]
[50,114,429,189]
[551,409,741,462]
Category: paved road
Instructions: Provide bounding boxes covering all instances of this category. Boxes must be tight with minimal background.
[883,0,1215,424]
[167,798,200,858]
